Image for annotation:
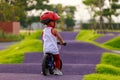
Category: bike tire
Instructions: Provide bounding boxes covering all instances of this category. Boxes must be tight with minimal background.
[48,54,54,75]
[42,54,49,76]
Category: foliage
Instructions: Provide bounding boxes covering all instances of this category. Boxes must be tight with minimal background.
[0,0,77,29]
[112,3,120,9]
[25,30,42,39]
[49,4,76,30]
[0,0,26,21]
[0,0,53,27]
[83,0,120,31]
[83,0,105,7]
[0,30,42,63]
[83,0,105,31]
[0,30,24,41]
[64,6,76,30]
[21,0,52,27]
[102,9,115,17]
[65,16,75,30]
[83,0,105,15]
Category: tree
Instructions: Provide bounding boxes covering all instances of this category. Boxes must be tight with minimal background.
[55,4,65,30]
[83,0,120,32]
[49,4,76,30]
[0,0,26,21]
[22,0,52,28]
[65,16,75,30]
[64,6,76,30]
[107,0,120,30]
[0,0,54,27]
[83,0,105,33]
[83,0,97,30]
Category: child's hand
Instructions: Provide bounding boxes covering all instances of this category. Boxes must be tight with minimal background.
[57,42,67,46]
[63,42,67,46]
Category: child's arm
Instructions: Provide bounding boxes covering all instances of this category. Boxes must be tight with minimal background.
[52,29,64,44]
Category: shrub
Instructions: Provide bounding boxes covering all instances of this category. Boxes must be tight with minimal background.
[0,30,24,42]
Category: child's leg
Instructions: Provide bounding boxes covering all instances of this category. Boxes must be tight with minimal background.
[53,54,60,69]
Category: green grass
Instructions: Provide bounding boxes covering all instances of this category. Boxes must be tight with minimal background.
[84,52,120,80]
[0,30,24,41]
[83,74,120,80]
[76,30,120,50]
[76,30,120,80]
[75,30,111,50]
[76,30,103,42]
[0,30,43,63]
[100,53,120,67]
[103,36,120,50]
[96,64,120,75]
[96,53,120,75]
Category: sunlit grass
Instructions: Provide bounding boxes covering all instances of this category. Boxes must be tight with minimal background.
[76,30,103,42]
[0,30,43,63]
[76,30,120,80]
[76,30,120,50]
[84,74,120,80]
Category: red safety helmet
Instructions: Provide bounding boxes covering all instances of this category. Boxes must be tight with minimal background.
[40,11,60,25]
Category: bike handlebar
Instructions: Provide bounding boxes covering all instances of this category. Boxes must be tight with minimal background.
[57,42,67,46]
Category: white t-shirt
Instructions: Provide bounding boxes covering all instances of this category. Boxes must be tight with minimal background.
[43,27,59,54]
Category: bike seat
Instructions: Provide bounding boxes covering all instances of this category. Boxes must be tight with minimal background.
[46,53,53,55]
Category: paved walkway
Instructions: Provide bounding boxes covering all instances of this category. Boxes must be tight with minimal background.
[0,42,17,50]
[94,32,120,43]
[0,32,108,80]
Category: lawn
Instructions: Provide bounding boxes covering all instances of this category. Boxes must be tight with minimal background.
[76,30,120,50]
[84,53,120,80]
[0,30,24,42]
[76,30,120,80]
[84,74,120,80]
[103,36,120,50]
[0,30,43,63]
[76,30,103,42]
[96,53,120,75]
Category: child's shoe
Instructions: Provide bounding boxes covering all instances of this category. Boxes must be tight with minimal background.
[53,68,63,76]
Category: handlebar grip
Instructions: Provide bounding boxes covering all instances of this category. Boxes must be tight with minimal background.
[57,42,60,45]
[57,42,67,46]
[63,43,67,46]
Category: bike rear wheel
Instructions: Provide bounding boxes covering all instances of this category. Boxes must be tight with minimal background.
[42,54,50,76]
[42,53,63,75]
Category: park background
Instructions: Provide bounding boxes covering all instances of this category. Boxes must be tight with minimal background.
[0,0,120,80]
